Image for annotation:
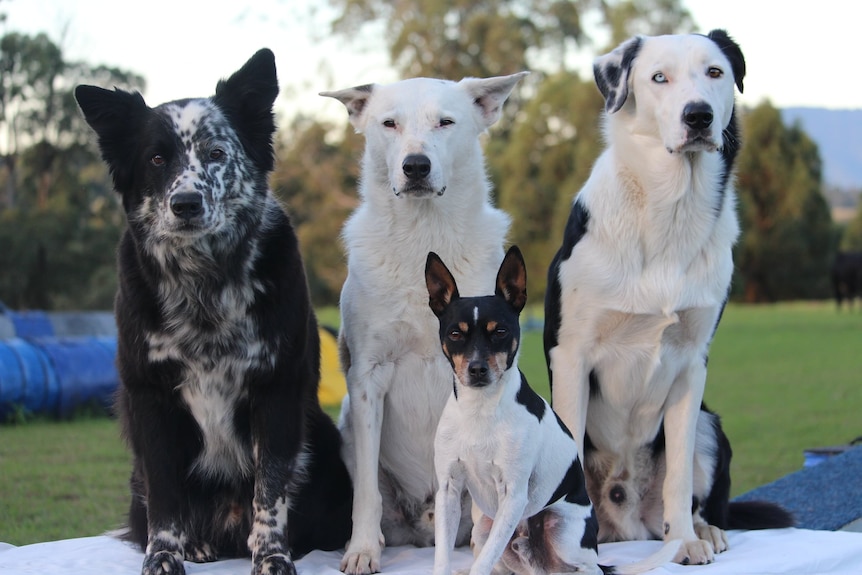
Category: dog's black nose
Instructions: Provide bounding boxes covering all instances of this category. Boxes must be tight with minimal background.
[609,485,627,505]
[468,360,489,381]
[402,154,432,180]
[683,102,714,130]
[170,192,204,221]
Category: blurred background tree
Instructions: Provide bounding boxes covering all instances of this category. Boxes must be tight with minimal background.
[0,0,848,310]
[0,29,144,310]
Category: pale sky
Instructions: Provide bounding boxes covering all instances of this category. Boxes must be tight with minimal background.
[3,0,858,121]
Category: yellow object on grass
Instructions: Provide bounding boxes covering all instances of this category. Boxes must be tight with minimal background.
[318,326,347,407]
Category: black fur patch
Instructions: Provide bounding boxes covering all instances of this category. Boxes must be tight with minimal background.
[516,371,545,422]
[546,458,591,507]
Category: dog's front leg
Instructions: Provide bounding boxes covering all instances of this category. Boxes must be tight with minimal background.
[470,487,528,575]
[433,469,466,575]
[124,387,192,575]
[662,362,716,566]
[341,361,393,575]
[247,386,304,575]
[548,345,590,458]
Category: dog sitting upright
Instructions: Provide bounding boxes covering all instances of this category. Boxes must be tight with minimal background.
[544,30,792,568]
[75,49,352,575]
[321,72,526,575]
[427,247,678,575]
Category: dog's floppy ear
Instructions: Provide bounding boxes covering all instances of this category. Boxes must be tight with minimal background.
[593,36,643,114]
[320,84,376,131]
[495,245,527,314]
[707,29,746,93]
[426,252,460,318]
[460,71,529,128]
[74,85,149,194]
[213,48,279,173]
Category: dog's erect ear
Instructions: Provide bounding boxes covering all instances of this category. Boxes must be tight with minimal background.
[74,85,149,194]
[426,252,460,318]
[593,36,643,114]
[460,71,529,128]
[213,48,279,174]
[495,245,527,314]
[707,29,746,93]
[320,84,375,131]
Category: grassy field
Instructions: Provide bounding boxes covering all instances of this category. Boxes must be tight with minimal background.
[0,301,859,545]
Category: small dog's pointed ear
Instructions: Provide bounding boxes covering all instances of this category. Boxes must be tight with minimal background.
[708,29,746,93]
[426,252,460,318]
[593,36,642,114]
[495,246,527,314]
[460,71,529,128]
[320,84,376,132]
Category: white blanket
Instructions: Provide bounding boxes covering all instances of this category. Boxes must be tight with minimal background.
[1,529,861,574]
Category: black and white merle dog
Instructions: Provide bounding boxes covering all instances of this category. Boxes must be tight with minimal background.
[428,247,678,575]
[544,30,792,567]
[75,49,352,575]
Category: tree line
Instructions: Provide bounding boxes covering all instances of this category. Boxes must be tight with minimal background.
[1,0,859,311]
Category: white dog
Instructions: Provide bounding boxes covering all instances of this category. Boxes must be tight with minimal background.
[545,30,790,567]
[321,71,527,575]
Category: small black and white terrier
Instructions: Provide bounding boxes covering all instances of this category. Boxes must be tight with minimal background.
[426,246,678,575]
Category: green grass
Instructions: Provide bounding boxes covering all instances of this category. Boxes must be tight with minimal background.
[0,416,130,545]
[1,301,858,545]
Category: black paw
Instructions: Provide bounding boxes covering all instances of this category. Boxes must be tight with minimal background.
[142,550,186,575]
[252,554,297,575]
[185,541,218,563]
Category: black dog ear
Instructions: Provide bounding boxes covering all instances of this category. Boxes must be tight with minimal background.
[213,48,279,173]
[593,36,642,114]
[426,252,460,318]
[495,246,527,314]
[707,29,746,93]
[74,85,149,193]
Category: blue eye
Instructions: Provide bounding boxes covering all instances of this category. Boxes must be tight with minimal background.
[652,72,667,84]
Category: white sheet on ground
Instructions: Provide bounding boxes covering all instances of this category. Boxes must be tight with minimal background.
[1,529,861,575]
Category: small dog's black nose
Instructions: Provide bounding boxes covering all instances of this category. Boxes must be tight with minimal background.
[609,484,627,505]
[468,359,489,381]
[402,154,432,181]
[170,192,204,221]
[683,102,714,130]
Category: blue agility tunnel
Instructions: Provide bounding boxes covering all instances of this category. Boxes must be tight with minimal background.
[0,336,118,419]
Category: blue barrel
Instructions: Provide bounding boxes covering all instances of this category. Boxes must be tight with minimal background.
[34,336,119,416]
[0,338,60,419]
[8,311,55,338]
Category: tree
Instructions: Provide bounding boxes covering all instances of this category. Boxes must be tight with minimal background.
[271,116,363,305]
[840,199,862,252]
[734,101,835,302]
[0,31,144,209]
[0,30,143,310]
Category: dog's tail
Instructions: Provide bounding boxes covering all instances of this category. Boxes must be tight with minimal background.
[600,539,682,575]
[727,500,794,530]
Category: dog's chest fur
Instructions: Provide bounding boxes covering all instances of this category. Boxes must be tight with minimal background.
[436,370,578,520]
[556,146,739,449]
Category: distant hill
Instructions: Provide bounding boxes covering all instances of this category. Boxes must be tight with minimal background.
[781,107,862,191]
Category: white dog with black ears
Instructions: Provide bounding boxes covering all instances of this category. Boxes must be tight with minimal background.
[321,71,527,575]
[544,29,792,568]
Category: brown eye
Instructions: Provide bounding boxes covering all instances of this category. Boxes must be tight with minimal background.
[210,148,225,160]
[448,329,462,341]
[151,154,165,166]
[708,67,723,79]
[492,327,508,340]
[383,119,396,129]
[439,118,454,127]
